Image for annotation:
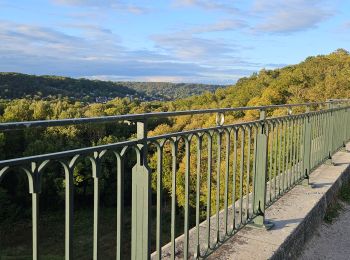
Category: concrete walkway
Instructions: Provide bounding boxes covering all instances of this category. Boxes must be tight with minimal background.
[207,149,350,260]
[298,202,350,260]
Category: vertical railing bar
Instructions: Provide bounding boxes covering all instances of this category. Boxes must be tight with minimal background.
[334,110,337,150]
[314,114,318,164]
[156,145,163,260]
[290,118,296,185]
[116,154,124,260]
[325,112,329,158]
[245,127,251,221]
[280,121,284,193]
[314,114,318,166]
[293,118,297,184]
[320,113,324,161]
[286,118,293,190]
[321,113,326,161]
[206,135,213,249]
[344,106,347,144]
[282,120,287,192]
[314,115,317,166]
[216,131,221,242]
[268,123,273,203]
[334,110,336,152]
[311,115,315,167]
[32,192,39,260]
[92,160,100,260]
[273,122,278,200]
[278,121,282,195]
[224,130,230,235]
[170,140,177,260]
[65,167,74,260]
[195,136,202,258]
[317,114,321,164]
[312,114,315,165]
[294,118,301,182]
[326,104,333,164]
[239,128,245,226]
[310,116,313,166]
[340,109,344,147]
[319,114,324,162]
[286,118,290,188]
[300,116,305,179]
[184,139,191,259]
[231,129,237,230]
[320,113,323,162]
[346,106,349,141]
[250,126,257,219]
[344,105,346,141]
[317,113,321,163]
[296,117,301,180]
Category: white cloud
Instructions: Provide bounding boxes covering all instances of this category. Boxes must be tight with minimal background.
[252,0,334,33]
[342,21,350,29]
[173,0,238,13]
[152,33,237,62]
[189,19,247,34]
[53,0,149,14]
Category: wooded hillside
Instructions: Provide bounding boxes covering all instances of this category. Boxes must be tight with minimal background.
[0,73,223,101]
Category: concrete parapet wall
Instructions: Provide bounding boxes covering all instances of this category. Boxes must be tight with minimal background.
[208,146,350,260]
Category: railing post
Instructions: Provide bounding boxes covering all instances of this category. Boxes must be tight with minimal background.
[31,167,40,260]
[250,109,274,229]
[131,120,151,260]
[26,161,47,260]
[302,107,312,186]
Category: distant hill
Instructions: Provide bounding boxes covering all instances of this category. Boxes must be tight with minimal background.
[0,73,224,101]
[119,81,224,100]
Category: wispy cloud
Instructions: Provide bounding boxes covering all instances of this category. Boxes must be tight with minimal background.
[342,21,350,29]
[252,0,334,33]
[53,0,149,14]
[152,33,237,62]
[188,19,248,34]
[0,20,131,66]
[173,0,238,13]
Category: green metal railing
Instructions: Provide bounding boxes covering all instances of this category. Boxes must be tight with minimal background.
[0,100,349,259]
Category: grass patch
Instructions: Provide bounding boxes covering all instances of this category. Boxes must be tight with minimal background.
[324,180,350,224]
[324,201,343,224]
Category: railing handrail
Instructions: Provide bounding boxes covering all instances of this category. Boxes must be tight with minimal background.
[0,100,348,131]
[0,107,345,168]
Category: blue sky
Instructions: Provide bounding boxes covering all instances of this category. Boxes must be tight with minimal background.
[0,0,349,84]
